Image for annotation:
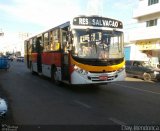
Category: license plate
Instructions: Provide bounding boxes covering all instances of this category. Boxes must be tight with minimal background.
[99,76,108,80]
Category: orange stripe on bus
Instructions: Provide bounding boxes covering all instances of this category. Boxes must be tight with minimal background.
[71,56,125,72]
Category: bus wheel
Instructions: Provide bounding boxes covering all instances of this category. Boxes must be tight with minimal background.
[51,67,60,85]
[143,73,151,81]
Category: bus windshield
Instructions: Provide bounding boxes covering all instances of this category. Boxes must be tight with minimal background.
[72,29,124,59]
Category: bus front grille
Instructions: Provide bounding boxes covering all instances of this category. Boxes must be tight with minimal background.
[87,74,118,81]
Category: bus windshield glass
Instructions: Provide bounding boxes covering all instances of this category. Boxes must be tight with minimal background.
[72,29,124,59]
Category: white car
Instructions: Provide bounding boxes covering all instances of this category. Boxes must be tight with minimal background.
[0,98,8,117]
[16,56,24,62]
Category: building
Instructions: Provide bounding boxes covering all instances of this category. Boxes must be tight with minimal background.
[0,32,30,56]
[128,0,160,67]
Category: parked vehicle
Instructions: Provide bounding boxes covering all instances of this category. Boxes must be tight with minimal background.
[8,56,14,61]
[16,56,24,62]
[125,60,160,81]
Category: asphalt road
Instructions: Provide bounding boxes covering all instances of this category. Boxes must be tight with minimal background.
[0,61,160,128]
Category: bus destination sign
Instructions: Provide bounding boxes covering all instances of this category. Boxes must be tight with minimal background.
[73,16,123,29]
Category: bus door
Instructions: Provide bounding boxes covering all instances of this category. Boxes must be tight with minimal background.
[25,40,30,68]
[36,36,43,73]
[61,30,70,81]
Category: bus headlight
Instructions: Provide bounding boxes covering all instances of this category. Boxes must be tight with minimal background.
[74,65,88,75]
[117,67,125,73]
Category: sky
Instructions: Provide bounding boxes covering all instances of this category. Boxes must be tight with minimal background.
[0,0,139,53]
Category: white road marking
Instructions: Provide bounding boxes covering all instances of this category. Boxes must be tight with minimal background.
[73,100,91,109]
[112,83,160,95]
[109,117,126,125]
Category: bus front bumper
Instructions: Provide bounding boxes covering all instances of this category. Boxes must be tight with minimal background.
[70,69,126,85]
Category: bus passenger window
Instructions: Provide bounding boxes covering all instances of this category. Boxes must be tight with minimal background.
[51,29,60,51]
[49,31,54,51]
[44,32,49,51]
[32,38,37,53]
[36,37,43,52]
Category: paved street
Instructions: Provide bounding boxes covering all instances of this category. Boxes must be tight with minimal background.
[0,61,160,127]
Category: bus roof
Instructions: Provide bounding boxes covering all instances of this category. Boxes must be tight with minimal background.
[25,21,70,40]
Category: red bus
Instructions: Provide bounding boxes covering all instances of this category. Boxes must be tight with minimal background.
[24,16,126,85]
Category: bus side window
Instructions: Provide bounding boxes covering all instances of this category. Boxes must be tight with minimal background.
[36,37,43,52]
[32,38,37,53]
[29,39,32,54]
[49,31,54,51]
[43,32,49,51]
[50,29,60,51]
[49,30,60,51]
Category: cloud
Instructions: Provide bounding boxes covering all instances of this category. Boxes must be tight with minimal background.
[86,0,104,15]
[0,0,84,28]
[0,0,86,51]
[0,0,139,52]
[0,0,138,29]
[113,0,138,10]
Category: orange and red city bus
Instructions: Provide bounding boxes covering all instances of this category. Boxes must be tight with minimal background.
[24,16,126,85]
